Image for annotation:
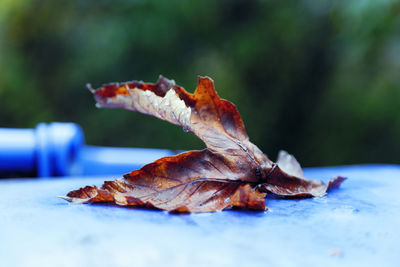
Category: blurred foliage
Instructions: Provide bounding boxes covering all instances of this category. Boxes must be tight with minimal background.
[0,0,399,166]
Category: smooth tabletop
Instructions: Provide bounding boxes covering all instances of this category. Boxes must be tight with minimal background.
[1,165,399,267]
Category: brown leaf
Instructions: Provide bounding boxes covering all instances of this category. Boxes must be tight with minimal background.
[90,76,272,182]
[258,151,346,197]
[63,76,346,213]
[63,150,266,213]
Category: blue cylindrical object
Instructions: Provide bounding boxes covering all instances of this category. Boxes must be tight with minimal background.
[0,122,84,177]
[0,122,179,178]
[0,128,36,173]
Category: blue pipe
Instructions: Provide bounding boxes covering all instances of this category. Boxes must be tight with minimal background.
[0,122,177,177]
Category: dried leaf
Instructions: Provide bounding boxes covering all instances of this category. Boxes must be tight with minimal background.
[63,76,346,213]
[63,150,266,213]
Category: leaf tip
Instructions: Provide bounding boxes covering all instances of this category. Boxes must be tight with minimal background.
[58,195,89,204]
[86,83,95,93]
[197,75,214,84]
[58,195,71,201]
[327,176,347,191]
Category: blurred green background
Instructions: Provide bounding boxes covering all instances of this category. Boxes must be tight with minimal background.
[1,0,399,166]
